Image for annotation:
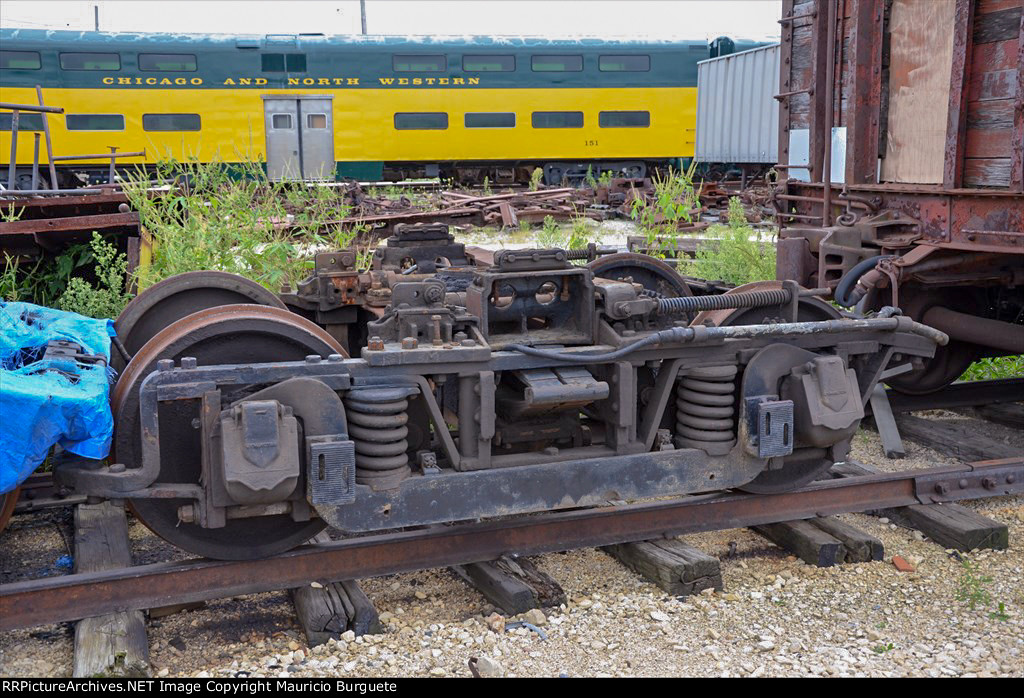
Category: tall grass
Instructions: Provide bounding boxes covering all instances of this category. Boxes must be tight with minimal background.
[123,158,356,292]
[629,163,702,257]
[691,197,777,285]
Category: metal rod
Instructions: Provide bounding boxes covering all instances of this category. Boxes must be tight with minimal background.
[0,102,64,114]
[0,189,103,197]
[31,133,40,190]
[36,86,58,192]
[774,87,815,101]
[1,459,1019,630]
[51,150,146,162]
[822,0,837,226]
[6,110,17,190]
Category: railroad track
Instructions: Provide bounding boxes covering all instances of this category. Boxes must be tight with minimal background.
[885,377,1024,413]
[2,457,1020,632]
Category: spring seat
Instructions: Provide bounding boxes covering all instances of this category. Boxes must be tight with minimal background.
[675,365,738,456]
[344,386,418,490]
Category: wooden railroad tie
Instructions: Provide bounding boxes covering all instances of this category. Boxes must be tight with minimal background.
[956,403,1024,431]
[602,539,723,597]
[752,517,884,567]
[290,532,382,646]
[892,414,1021,463]
[73,500,149,678]
[831,461,1009,552]
[450,555,566,615]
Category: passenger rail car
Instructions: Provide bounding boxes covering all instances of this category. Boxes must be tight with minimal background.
[0,30,761,187]
[773,0,1024,394]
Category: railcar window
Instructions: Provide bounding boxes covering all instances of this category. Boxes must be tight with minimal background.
[262,54,306,72]
[306,113,328,129]
[271,114,293,129]
[598,55,650,72]
[462,55,515,72]
[531,55,583,72]
[465,113,516,129]
[142,113,201,131]
[59,53,121,71]
[0,51,41,70]
[531,111,584,128]
[139,53,198,71]
[65,114,125,131]
[394,112,448,130]
[0,113,45,131]
[393,55,447,72]
[599,111,650,128]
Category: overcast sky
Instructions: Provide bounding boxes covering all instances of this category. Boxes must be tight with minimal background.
[2,1,783,40]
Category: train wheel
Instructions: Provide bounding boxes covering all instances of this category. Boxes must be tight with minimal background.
[113,271,286,373]
[694,282,845,494]
[588,252,693,299]
[113,304,346,560]
[0,488,19,533]
[881,287,982,395]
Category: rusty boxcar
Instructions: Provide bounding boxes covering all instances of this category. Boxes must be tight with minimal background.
[773,0,1023,393]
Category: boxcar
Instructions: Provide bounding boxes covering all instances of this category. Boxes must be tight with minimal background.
[0,29,761,187]
[773,0,1023,393]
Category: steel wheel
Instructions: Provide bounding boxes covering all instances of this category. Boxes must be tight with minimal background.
[113,304,345,560]
[694,282,844,494]
[113,271,286,373]
[588,252,693,299]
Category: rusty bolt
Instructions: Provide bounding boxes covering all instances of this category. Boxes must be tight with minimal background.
[1007,473,1017,484]
[157,359,174,372]
[934,482,950,495]
[982,477,997,490]
[368,336,385,351]
[305,354,322,364]
[431,315,444,346]
[401,337,418,350]
[959,478,969,489]
[180,356,197,369]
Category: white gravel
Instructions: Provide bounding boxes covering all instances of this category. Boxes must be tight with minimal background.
[1,417,1021,678]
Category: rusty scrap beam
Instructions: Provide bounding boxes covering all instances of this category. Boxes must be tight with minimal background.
[2,460,1021,631]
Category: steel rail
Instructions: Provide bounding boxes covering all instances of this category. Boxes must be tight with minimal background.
[2,459,1021,631]
[885,378,1024,413]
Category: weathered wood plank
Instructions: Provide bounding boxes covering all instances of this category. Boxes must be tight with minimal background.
[894,414,1021,461]
[830,460,1010,551]
[810,517,885,562]
[966,98,1016,128]
[970,38,1019,72]
[971,402,1024,429]
[881,503,1009,551]
[753,520,845,567]
[603,539,722,596]
[73,501,149,677]
[451,556,565,614]
[973,6,1022,43]
[964,158,1012,187]
[965,127,1015,157]
[968,69,1019,101]
[290,532,381,646]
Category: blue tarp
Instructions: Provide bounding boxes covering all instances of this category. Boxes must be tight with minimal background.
[0,301,116,494]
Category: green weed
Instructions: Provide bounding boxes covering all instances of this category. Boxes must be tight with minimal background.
[959,356,1024,382]
[56,232,132,319]
[529,167,544,192]
[691,197,776,285]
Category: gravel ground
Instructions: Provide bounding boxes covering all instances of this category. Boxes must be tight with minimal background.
[1,415,1021,678]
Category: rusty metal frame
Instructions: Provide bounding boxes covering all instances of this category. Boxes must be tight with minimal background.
[943,0,976,190]
[2,458,1020,631]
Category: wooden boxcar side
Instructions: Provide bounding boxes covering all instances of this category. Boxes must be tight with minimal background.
[774,0,1023,393]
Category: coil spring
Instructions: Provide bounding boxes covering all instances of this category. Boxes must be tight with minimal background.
[675,365,738,456]
[344,386,416,490]
[657,288,791,315]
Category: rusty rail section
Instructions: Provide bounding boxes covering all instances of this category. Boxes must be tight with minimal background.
[2,459,1021,631]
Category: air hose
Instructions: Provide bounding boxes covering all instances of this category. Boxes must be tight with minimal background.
[834,255,894,308]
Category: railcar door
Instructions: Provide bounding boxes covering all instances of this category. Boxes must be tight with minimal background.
[262,95,335,181]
